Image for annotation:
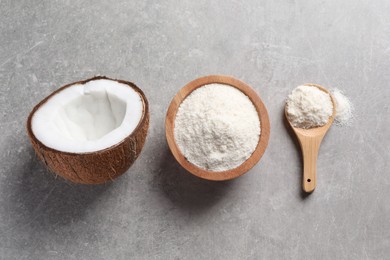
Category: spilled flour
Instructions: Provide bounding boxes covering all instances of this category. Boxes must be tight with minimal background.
[174,84,261,172]
[332,88,353,126]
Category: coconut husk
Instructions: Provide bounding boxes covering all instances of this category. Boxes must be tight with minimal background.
[26,76,149,184]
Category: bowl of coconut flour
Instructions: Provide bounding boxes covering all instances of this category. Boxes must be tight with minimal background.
[165,75,270,181]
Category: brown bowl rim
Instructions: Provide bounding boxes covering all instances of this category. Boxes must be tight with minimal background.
[165,75,270,181]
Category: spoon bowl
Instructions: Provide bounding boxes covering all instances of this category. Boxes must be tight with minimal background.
[285,83,336,193]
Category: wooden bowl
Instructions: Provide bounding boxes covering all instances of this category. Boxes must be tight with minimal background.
[165,75,270,181]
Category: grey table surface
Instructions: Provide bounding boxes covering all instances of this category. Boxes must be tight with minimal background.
[1,1,389,259]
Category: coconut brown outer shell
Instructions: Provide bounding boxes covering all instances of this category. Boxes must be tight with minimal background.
[26,76,150,184]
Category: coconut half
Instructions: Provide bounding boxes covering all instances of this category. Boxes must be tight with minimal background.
[27,76,149,184]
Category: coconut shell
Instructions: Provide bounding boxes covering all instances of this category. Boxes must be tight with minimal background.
[26,76,150,184]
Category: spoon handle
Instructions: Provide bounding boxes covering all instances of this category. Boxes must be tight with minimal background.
[300,137,321,193]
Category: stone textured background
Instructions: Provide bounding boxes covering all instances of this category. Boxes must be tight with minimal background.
[1,0,389,259]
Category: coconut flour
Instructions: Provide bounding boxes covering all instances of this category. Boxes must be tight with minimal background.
[332,88,353,126]
[286,85,333,129]
[174,84,261,172]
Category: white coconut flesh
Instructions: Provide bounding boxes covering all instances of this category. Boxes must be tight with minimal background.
[32,79,144,153]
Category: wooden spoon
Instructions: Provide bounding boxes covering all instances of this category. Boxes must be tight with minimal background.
[285,84,336,193]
